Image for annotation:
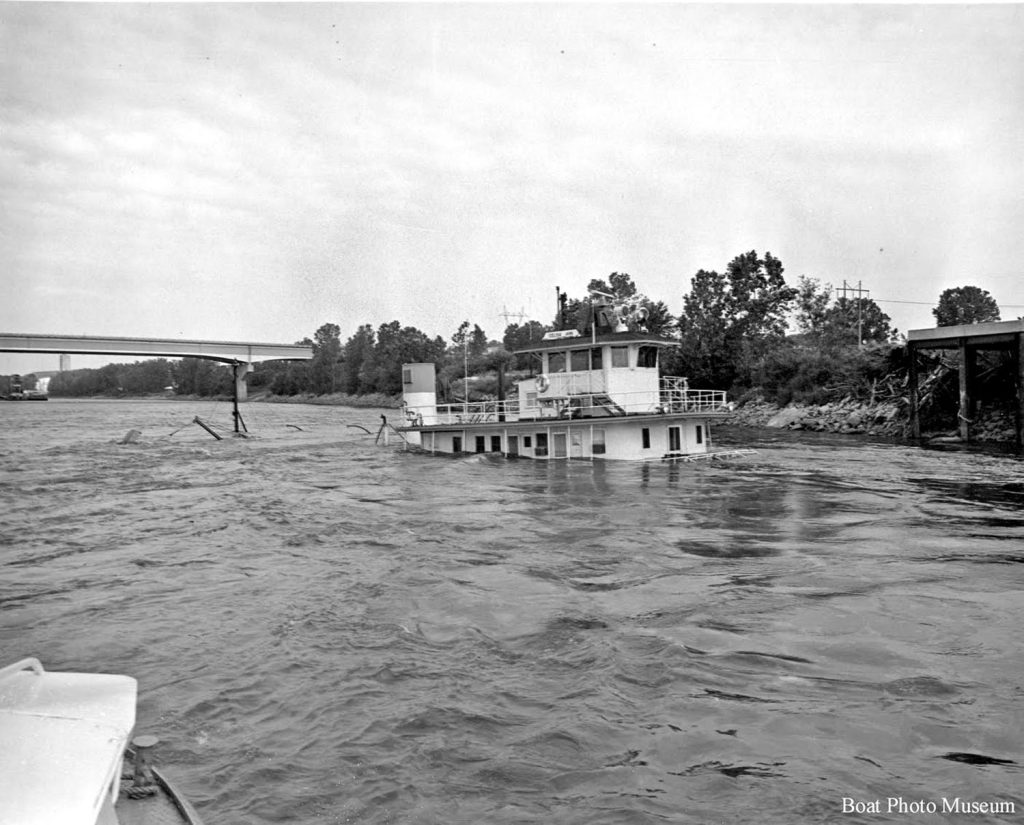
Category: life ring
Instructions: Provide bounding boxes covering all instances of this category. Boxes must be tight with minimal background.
[535,374,549,393]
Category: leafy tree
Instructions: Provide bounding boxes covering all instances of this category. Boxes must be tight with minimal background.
[341,324,376,395]
[793,276,833,337]
[587,272,638,301]
[48,359,175,396]
[173,358,232,396]
[269,361,310,395]
[792,276,896,345]
[503,320,547,351]
[367,321,445,395]
[821,297,896,344]
[502,320,548,369]
[558,273,675,336]
[468,324,489,358]
[309,322,342,394]
[933,286,1001,326]
[675,250,797,388]
[443,320,493,398]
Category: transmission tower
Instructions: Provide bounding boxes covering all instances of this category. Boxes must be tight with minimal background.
[500,305,527,326]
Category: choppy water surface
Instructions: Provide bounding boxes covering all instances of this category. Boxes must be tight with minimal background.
[2,400,1022,824]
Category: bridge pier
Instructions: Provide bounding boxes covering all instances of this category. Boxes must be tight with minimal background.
[233,362,253,402]
[232,362,253,434]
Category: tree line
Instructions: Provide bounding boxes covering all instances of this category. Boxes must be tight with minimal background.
[24,251,1005,405]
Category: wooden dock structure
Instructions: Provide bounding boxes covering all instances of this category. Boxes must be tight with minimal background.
[907,319,1024,445]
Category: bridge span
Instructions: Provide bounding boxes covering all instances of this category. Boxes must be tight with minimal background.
[0,333,313,402]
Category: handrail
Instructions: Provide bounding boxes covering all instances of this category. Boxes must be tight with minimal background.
[401,384,729,426]
[0,657,45,681]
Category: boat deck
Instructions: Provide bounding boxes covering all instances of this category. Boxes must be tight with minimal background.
[117,768,205,825]
[401,383,730,431]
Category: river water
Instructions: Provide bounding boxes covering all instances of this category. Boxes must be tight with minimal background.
[2,399,1022,824]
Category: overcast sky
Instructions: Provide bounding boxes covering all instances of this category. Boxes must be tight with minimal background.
[3,3,1023,374]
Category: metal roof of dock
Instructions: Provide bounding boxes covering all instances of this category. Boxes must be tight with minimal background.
[907,318,1024,350]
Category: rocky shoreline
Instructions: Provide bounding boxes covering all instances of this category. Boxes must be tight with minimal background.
[727,398,1019,444]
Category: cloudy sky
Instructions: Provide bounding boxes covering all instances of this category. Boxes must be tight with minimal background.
[2,3,1023,374]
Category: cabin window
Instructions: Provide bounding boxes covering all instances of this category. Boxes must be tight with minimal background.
[570,349,590,372]
[452,436,463,452]
[611,346,629,368]
[592,428,606,454]
[642,428,651,449]
[638,346,659,368]
[535,433,549,457]
[548,352,566,373]
[695,425,703,445]
[475,436,486,453]
[669,426,681,451]
[524,435,532,448]
[591,347,603,370]
[526,392,537,408]
[402,368,412,385]
[491,435,501,452]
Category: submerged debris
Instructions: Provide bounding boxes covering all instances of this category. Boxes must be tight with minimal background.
[940,752,1016,766]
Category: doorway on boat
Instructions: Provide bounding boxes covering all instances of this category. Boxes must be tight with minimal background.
[507,435,519,457]
[669,426,682,452]
[570,430,584,458]
[552,431,568,458]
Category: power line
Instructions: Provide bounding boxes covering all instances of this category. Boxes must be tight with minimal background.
[873,298,1024,309]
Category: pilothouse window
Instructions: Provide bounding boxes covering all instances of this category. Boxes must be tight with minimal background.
[637,346,658,368]
[570,349,590,372]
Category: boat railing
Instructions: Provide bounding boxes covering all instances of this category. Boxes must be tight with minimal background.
[545,371,607,396]
[403,399,522,426]
[659,378,729,412]
[402,384,729,426]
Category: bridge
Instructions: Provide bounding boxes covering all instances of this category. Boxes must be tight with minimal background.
[0,333,313,403]
[907,318,1024,445]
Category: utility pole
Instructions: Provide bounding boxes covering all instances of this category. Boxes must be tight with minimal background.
[840,280,870,348]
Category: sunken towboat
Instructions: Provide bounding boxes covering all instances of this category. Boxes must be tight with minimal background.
[398,294,743,462]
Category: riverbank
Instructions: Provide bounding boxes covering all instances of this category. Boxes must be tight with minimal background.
[729,396,1019,444]
[253,390,400,408]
